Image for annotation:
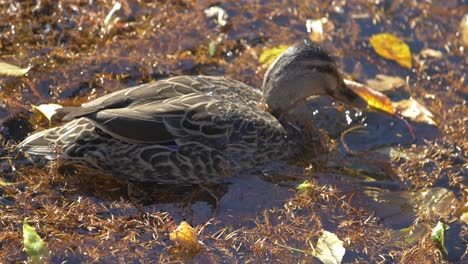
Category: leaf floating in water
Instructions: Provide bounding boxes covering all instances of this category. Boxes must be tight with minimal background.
[258,45,289,66]
[365,74,406,93]
[306,18,325,42]
[420,48,443,59]
[0,61,31,76]
[459,14,468,47]
[204,6,229,27]
[23,218,49,263]
[208,34,225,57]
[297,180,315,196]
[460,212,468,225]
[170,221,203,253]
[391,225,428,248]
[369,33,412,69]
[32,104,63,122]
[0,178,13,186]
[393,98,437,126]
[312,230,346,264]
[344,79,419,138]
[297,180,315,191]
[344,79,395,115]
[431,221,448,255]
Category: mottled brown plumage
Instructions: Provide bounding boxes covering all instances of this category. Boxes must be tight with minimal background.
[19,40,367,184]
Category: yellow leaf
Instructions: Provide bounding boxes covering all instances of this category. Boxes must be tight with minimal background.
[460,14,468,47]
[369,33,412,69]
[0,178,13,186]
[169,221,202,252]
[461,211,468,225]
[258,45,289,66]
[344,79,395,115]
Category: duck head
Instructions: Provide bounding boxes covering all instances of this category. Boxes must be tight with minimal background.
[261,39,368,117]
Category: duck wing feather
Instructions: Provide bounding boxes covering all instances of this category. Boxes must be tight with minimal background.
[55,76,233,145]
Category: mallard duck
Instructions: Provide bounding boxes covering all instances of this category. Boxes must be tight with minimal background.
[19,39,367,184]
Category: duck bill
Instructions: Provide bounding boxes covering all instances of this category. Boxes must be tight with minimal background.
[330,81,369,110]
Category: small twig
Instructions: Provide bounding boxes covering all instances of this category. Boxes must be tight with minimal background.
[340,124,367,155]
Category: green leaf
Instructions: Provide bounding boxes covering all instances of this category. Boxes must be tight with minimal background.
[312,230,345,264]
[0,61,31,76]
[297,180,314,191]
[208,40,219,57]
[208,35,224,57]
[431,221,448,255]
[23,218,49,263]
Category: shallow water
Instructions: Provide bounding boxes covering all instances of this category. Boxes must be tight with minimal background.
[0,0,466,262]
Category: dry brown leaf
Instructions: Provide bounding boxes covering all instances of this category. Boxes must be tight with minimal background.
[369,33,412,69]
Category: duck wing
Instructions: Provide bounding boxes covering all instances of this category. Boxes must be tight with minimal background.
[55,76,233,145]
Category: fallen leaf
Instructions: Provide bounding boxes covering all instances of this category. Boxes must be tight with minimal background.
[170,221,202,253]
[431,221,448,255]
[23,218,49,263]
[391,225,428,248]
[312,230,345,264]
[344,79,395,115]
[365,74,406,93]
[32,104,63,122]
[460,14,468,47]
[297,180,315,196]
[0,178,13,186]
[306,18,325,42]
[461,211,468,225]
[417,188,459,218]
[420,48,443,59]
[370,33,412,69]
[0,61,31,76]
[258,45,289,66]
[204,6,229,27]
[393,98,437,125]
[208,34,225,57]
[297,180,315,191]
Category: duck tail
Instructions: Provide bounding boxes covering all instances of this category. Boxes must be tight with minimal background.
[17,127,62,160]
